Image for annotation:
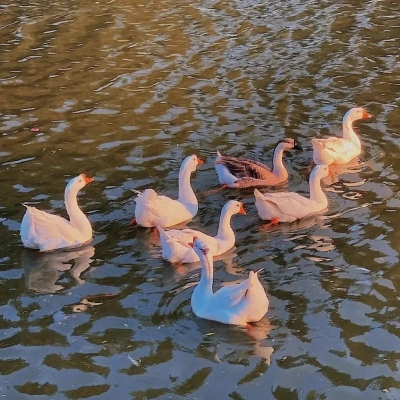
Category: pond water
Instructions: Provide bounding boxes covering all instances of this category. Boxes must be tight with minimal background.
[1,0,400,399]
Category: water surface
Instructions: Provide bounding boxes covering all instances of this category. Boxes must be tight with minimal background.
[1,0,400,398]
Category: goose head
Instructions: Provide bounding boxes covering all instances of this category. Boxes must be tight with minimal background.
[222,200,246,216]
[344,107,372,123]
[180,154,204,174]
[189,236,210,256]
[311,164,330,180]
[65,173,94,194]
[278,138,303,151]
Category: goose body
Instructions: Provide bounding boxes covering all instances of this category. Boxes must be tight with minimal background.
[134,155,203,228]
[157,200,246,263]
[254,164,329,223]
[190,237,269,326]
[20,174,94,252]
[312,107,371,165]
[215,138,302,188]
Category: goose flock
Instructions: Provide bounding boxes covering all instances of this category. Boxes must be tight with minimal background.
[20,107,371,327]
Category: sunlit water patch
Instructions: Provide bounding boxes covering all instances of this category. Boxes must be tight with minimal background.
[1,0,400,398]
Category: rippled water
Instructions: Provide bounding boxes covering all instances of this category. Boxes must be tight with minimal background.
[1,0,400,398]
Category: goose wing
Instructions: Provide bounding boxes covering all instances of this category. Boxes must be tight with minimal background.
[212,279,250,309]
[23,207,78,243]
[137,193,190,221]
[260,192,313,217]
[165,228,220,254]
[313,137,355,154]
[218,155,272,180]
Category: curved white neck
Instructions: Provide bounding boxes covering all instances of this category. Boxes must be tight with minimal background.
[342,112,361,148]
[309,173,328,207]
[271,144,289,181]
[177,166,197,206]
[65,188,92,237]
[193,251,214,301]
[216,208,235,239]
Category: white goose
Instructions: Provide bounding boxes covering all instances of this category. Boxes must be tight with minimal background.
[312,107,371,165]
[254,164,329,223]
[190,237,269,326]
[133,154,203,228]
[157,200,245,264]
[20,174,94,252]
[215,138,302,188]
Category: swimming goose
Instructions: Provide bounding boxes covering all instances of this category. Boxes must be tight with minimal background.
[312,107,371,165]
[190,237,269,326]
[254,164,329,223]
[215,138,302,188]
[133,154,203,228]
[20,174,94,252]
[157,200,245,263]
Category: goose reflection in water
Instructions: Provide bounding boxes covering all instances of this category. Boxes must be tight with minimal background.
[22,245,95,293]
[260,212,328,234]
[194,316,274,365]
[322,157,364,186]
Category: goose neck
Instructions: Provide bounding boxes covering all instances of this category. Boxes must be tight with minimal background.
[196,252,214,295]
[65,187,91,234]
[271,144,288,180]
[309,173,327,206]
[342,113,361,147]
[216,208,234,239]
[178,166,196,204]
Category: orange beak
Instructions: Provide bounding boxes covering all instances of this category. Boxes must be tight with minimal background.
[82,174,94,184]
[197,158,204,165]
[239,204,246,215]
[362,109,372,119]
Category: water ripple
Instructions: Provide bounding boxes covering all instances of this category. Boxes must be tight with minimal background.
[1,0,400,398]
